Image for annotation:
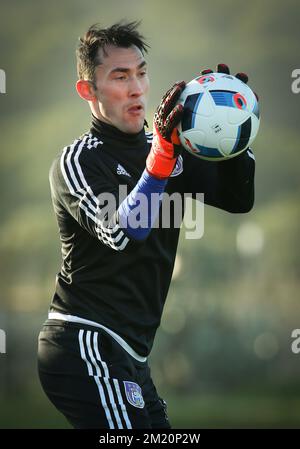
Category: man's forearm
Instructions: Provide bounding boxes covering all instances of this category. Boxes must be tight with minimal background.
[214,148,255,213]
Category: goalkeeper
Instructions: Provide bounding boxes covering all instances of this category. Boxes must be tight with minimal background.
[37,21,256,429]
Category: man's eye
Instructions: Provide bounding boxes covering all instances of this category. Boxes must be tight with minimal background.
[139,71,147,77]
[116,75,126,80]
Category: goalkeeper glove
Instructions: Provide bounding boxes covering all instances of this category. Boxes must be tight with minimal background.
[146,80,186,179]
[201,63,259,100]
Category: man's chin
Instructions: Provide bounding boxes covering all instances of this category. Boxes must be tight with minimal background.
[121,119,145,134]
[95,114,145,134]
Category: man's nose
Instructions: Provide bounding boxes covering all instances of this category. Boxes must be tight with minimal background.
[129,77,143,97]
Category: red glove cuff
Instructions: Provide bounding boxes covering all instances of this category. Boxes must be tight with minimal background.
[146,133,177,179]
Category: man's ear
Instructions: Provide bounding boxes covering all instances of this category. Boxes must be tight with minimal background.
[76,80,97,101]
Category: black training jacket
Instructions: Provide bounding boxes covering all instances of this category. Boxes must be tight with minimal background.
[48,116,255,356]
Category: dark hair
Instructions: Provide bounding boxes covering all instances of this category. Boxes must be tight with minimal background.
[76,21,149,82]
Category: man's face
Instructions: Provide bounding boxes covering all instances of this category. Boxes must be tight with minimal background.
[92,45,149,134]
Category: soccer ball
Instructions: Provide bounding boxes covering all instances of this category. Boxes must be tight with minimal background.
[176,72,260,160]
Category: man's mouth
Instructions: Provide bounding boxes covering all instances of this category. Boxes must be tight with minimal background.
[127,104,144,114]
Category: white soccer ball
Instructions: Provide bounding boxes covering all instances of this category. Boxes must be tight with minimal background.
[177,72,260,160]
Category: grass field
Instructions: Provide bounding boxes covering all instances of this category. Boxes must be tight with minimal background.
[1,389,300,429]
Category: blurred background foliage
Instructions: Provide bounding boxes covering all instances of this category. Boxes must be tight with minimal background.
[0,0,300,428]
